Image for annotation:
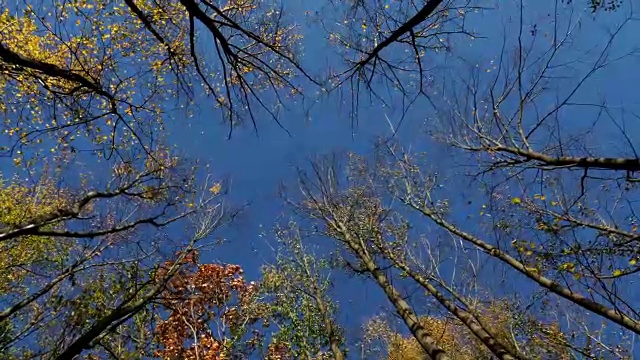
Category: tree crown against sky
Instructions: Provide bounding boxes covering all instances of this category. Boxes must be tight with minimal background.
[0,0,638,359]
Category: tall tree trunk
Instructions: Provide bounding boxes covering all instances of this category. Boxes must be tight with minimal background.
[338,226,449,360]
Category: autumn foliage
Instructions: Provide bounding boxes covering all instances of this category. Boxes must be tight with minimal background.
[153,251,273,360]
[0,0,638,358]
[0,176,70,293]
[363,300,572,360]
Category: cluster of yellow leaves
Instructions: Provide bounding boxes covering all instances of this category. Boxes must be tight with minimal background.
[0,176,70,294]
[511,194,560,206]
[107,0,190,66]
[0,9,77,158]
[0,0,304,170]
[0,1,191,168]
[222,0,259,15]
[385,301,571,360]
[558,262,576,272]
[143,148,179,176]
[0,9,71,88]
[511,238,536,257]
[387,317,479,360]
[215,1,302,93]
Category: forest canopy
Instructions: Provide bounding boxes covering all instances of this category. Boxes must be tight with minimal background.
[0,0,638,359]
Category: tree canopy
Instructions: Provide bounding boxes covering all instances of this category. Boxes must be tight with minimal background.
[0,0,638,359]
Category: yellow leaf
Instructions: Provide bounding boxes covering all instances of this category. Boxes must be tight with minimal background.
[630,258,637,266]
[209,183,221,195]
[612,269,623,277]
[573,272,582,280]
[559,262,575,271]
[511,197,521,205]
